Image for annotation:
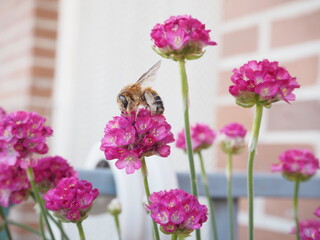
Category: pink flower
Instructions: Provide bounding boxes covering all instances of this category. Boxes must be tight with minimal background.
[0,163,30,207]
[291,220,320,240]
[0,111,53,167]
[100,108,174,174]
[146,189,208,236]
[272,149,319,182]
[44,177,99,223]
[151,15,217,60]
[229,59,300,108]
[176,123,216,152]
[219,123,247,154]
[33,156,78,193]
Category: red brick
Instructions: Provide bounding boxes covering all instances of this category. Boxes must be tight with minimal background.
[34,28,57,39]
[216,105,254,130]
[266,100,320,131]
[221,26,258,57]
[238,225,293,240]
[222,0,296,20]
[284,56,319,87]
[30,85,52,98]
[31,66,54,78]
[218,70,233,95]
[33,47,56,58]
[215,143,314,171]
[265,198,320,220]
[34,8,58,20]
[271,9,320,47]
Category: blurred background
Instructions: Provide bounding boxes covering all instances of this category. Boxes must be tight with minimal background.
[0,0,319,239]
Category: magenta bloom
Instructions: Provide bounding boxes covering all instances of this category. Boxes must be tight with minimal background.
[100,108,175,174]
[33,156,78,193]
[219,123,247,154]
[291,220,320,240]
[146,189,208,236]
[176,123,216,152]
[0,163,30,207]
[229,59,300,108]
[151,15,217,60]
[272,149,319,181]
[44,177,99,223]
[0,111,53,167]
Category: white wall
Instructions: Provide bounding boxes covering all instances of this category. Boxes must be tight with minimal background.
[52,0,220,171]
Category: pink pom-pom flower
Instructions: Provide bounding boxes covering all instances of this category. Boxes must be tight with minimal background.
[146,189,208,237]
[219,123,247,154]
[0,163,30,207]
[229,59,300,108]
[176,123,216,153]
[44,177,99,223]
[33,156,78,193]
[100,108,175,174]
[0,111,53,167]
[291,219,320,240]
[272,149,319,182]
[151,15,217,61]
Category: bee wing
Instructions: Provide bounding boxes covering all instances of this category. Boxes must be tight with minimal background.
[135,60,161,86]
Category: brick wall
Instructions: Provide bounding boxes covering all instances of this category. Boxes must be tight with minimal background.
[215,0,320,239]
[0,0,58,239]
[0,0,57,120]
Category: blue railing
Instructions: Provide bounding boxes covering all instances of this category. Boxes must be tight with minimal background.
[78,169,320,240]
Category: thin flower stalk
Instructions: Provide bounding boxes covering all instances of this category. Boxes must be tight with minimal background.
[76,222,86,240]
[0,206,13,240]
[179,59,201,240]
[293,180,301,240]
[141,157,160,240]
[226,152,234,240]
[8,220,44,238]
[26,167,56,240]
[247,104,263,240]
[197,151,219,240]
[114,214,121,240]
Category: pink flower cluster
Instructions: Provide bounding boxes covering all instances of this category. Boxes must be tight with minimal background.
[44,177,99,223]
[33,156,78,193]
[272,149,319,182]
[0,163,30,207]
[0,111,53,167]
[100,108,174,174]
[176,123,216,152]
[146,189,208,236]
[151,15,216,60]
[219,123,247,154]
[229,59,300,108]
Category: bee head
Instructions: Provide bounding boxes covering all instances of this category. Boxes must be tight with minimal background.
[117,94,128,110]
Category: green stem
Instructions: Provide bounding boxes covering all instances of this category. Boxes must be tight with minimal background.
[47,213,69,240]
[39,212,47,240]
[171,234,178,240]
[198,152,219,240]
[26,167,56,240]
[178,59,200,240]
[293,180,301,240]
[0,206,13,240]
[227,152,234,240]
[114,214,122,240]
[247,104,263,240]
[8,220,44,238]
[76,222,86,240]
[141,157,160,240]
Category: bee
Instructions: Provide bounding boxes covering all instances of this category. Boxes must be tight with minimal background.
[117,60,164,115]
